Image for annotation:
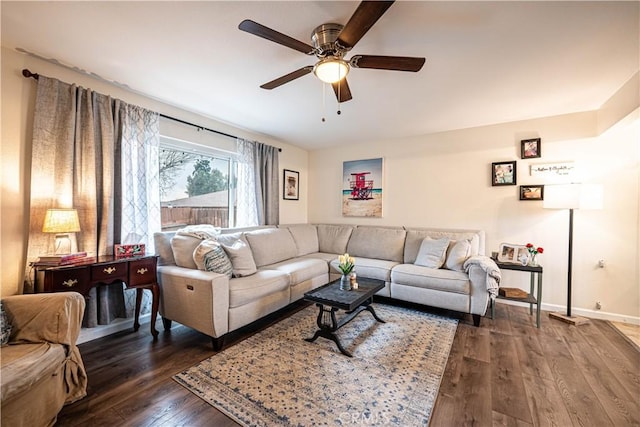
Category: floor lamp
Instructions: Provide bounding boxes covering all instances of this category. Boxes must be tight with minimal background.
[543,184,603,325]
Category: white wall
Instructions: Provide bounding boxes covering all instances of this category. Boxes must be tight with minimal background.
[0,47,308,296]
[309,108,640,323]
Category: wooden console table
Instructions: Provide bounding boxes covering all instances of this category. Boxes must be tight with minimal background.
[33,255,159,338]
[493,261,543,328]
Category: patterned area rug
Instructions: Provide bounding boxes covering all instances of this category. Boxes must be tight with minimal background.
[174,304,458,426]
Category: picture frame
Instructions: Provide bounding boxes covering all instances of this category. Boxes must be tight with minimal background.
[497,243,530,265]
[114,244,145,258]
[491,161,517,186]
[521,138,541,159]
[342,158,384,217]
[283,169,299,200]
[519,185,544,201]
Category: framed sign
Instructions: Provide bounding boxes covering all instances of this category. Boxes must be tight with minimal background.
[115,244,145,258]
[283,169,299,200]
[521,138,541,159]
[530,162,575,177]
[491,161,517,186]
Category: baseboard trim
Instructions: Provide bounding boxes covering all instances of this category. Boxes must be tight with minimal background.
[78,313,160,344]
[494,299,640,325]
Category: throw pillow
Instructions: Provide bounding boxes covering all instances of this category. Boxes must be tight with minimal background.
[445,239,472,272]
[414,237,450,269]
[193,239,233,278]
[0,300,12,346]
[217,235,257,277]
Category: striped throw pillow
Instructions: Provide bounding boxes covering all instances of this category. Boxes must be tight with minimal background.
[193,239,233,278]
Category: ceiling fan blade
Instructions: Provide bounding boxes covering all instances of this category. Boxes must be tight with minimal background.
[336,1,395,49]
[260,66,314,90]
[350,55,425,72]
[331,79,353,103]
[239,20,315,55]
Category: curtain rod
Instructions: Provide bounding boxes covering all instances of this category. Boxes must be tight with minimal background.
[21,69,281,152]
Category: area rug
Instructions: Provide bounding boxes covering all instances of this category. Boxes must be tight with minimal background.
[174,304,458,426]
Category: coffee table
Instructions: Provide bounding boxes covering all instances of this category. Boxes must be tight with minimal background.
[303,277,385,357]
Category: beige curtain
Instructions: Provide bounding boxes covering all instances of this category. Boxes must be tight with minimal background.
[27,75,124,327]
[236,139,279,226]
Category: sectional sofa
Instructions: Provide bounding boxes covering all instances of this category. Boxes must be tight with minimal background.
[153,224,497,348]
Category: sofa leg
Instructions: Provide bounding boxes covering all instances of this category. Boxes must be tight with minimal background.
[212,336,225,351]
[162,317,172,331]
[472,314,481,327]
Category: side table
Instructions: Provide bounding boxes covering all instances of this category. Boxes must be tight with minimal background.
[33,255,159,338]
[494,261,543,328]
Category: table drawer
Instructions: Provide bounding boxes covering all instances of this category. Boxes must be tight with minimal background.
[128,258,157,287]
[46,267,90,293]
[91,261,128,283]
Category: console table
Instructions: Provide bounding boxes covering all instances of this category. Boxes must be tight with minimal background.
[494,261,543,328]
[33,255,159,338]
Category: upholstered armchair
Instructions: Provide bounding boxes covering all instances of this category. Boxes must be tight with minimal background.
[1,292,87,427]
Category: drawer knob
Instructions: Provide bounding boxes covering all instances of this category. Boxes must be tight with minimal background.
[62,279,78,288]
[103,267,117,274]
[137,268,148,275]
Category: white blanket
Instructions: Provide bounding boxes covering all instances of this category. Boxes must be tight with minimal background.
[176,224,222,240]
[463,255,501,298]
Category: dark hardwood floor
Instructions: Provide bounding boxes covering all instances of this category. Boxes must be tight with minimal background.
[56,301,640,426]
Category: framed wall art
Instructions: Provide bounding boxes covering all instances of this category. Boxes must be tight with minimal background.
[530,162,575,178]
[491,161,517,186]
[342,157,383,217]
[521,138,541,159]
[519,185,544,201]
[283,169,299,200]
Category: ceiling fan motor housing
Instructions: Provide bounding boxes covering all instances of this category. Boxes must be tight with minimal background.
[311,23,345,57]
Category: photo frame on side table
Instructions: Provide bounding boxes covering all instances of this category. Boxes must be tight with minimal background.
[521,138,541,159]
[283,169,299,200]
[497,243,529,265]
[520,185,544,200]
[115,244,145,258]
[491,161,517,186]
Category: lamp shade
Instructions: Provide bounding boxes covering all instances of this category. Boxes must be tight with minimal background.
[314,58,349,84]
[42,209,81,233]
[543,184,603,210]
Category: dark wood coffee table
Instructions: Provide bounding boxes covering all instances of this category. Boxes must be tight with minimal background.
[303,277,385,357]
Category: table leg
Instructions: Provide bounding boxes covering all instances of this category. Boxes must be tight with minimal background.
[305,304,352,357]
[536,272,542,328]
[134,288,143,332]
[133,285,159,339]
[529,272,535,316]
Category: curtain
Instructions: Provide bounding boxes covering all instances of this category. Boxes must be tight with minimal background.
[27,75,157,325]
[236,139,279,226]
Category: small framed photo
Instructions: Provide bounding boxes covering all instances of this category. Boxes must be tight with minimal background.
[519,185,544,201]
[283,169,299,200]
[521,138,541,159]
[115,244,145,258]
[498,243,530,265]
[491,161,517,186]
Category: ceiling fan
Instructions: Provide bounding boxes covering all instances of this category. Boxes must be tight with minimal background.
[238,0,425,103]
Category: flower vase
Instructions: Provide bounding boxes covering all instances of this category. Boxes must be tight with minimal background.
[340,274,351,290]
[528,255,537,267]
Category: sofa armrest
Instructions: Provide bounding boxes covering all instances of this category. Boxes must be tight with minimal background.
[3,292,85,346]
[157,265,230,338]
[467,265,492,316]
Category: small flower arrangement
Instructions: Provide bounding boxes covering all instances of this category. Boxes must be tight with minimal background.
[526,243,544,256]
[338,253,355,275]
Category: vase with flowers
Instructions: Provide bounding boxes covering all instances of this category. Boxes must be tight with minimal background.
[337,253,355,290]
[526,243,544,266]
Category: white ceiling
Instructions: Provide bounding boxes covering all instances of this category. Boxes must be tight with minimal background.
[2,1,638,150]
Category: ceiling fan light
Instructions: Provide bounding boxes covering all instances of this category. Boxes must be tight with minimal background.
[313,58,349,84]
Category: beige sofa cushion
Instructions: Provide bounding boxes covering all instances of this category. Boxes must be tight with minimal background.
[445,239,472,272]
[316,224,354,254]
[284,225,319,256]
[217,233,257,277]
[170,234,201,269]
[245,228,298,267]
[391,264,471,295]
[228,270,290,308]
[346,226,406,262]
[415,237,450,268]
[404,228,483,263]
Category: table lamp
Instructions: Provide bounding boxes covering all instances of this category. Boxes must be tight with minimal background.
[42,208,81,255]
[543,184,603,325]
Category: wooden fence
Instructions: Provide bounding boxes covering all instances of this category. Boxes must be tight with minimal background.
[161,206,231,230]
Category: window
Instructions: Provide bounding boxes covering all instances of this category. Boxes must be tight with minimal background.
[159,136,237,230]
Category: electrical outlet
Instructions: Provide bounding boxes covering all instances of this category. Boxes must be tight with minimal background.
[598,259,605,268]
[595,301,602,310]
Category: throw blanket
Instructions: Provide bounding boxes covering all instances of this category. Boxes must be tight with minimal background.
[463,256,501,298]
[176,224,221,240]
